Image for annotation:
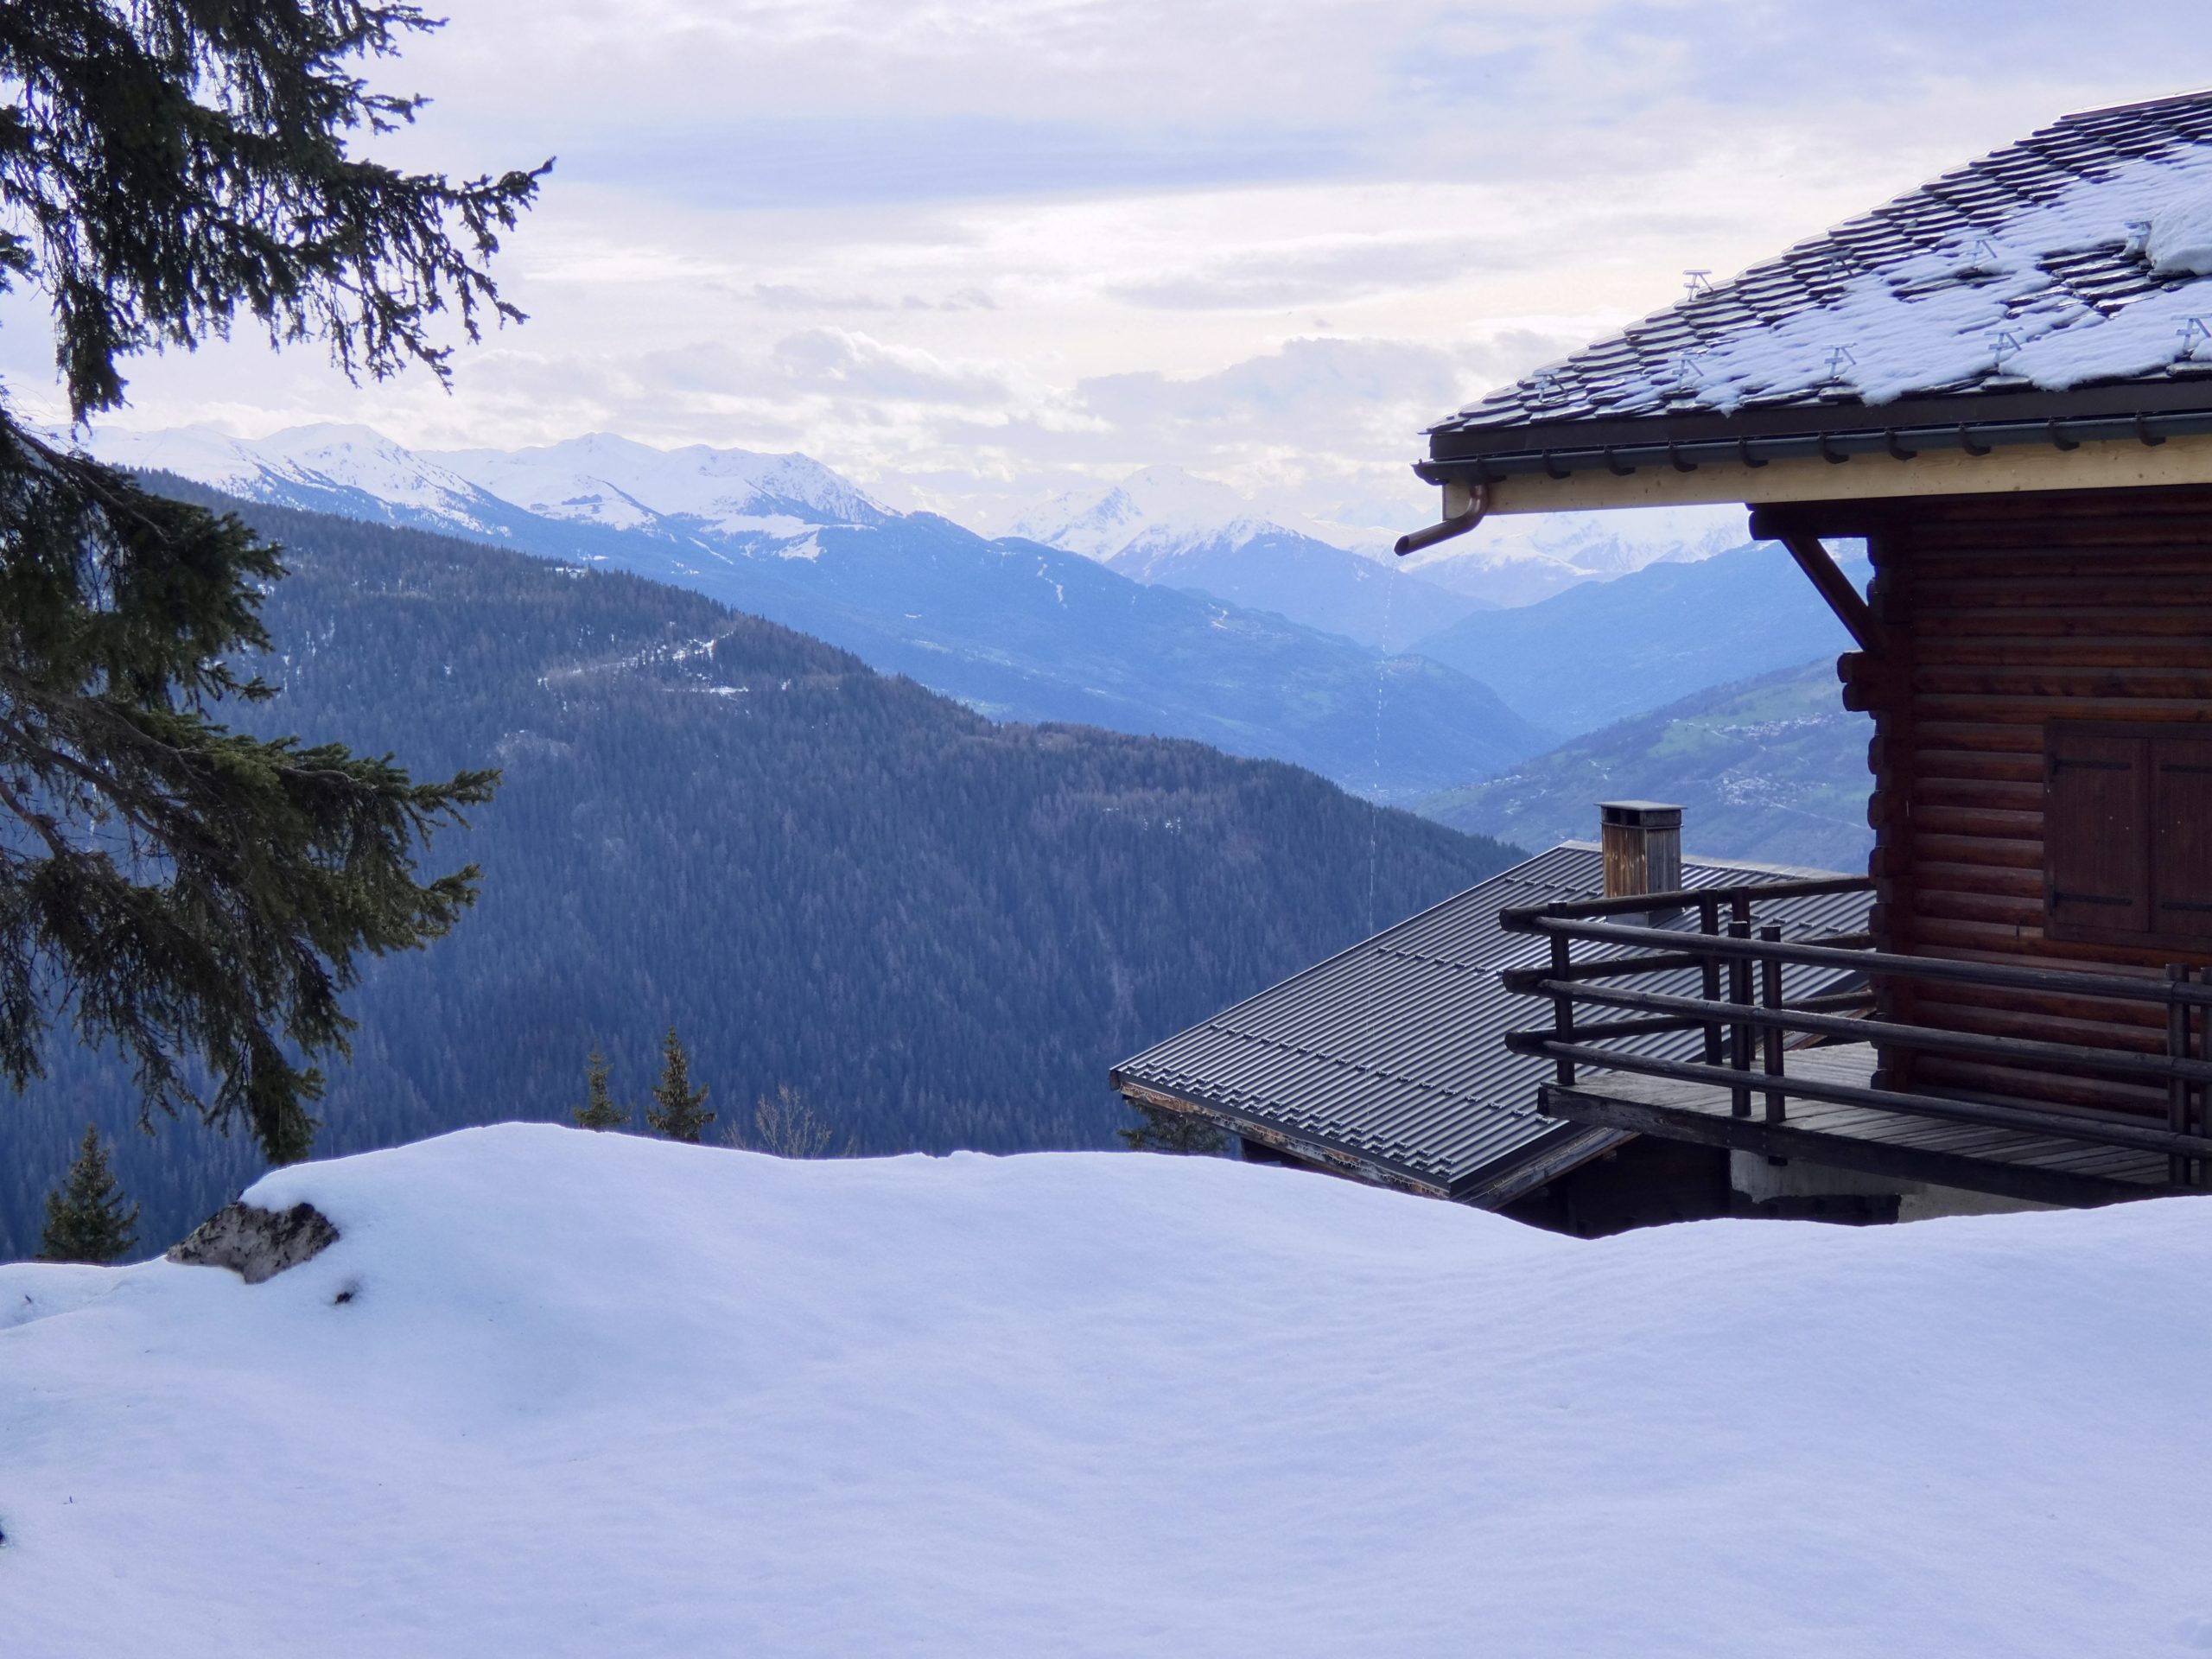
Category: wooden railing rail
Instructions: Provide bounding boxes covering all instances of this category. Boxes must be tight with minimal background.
[1497,874,2211,1183]
[1502,909,2212,1010]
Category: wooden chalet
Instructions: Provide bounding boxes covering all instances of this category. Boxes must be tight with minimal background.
[1399,90,2212,1210]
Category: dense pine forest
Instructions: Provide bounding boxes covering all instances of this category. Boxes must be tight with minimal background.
[0,489,1521,1257]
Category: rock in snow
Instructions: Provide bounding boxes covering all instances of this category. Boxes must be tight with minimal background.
[3,1123,2209,1656]
[167,1199,340,1284]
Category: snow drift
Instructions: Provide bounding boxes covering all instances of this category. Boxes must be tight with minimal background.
[3,1124,2209,1656]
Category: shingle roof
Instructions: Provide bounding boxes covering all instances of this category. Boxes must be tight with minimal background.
[1431,90,2212,459]
[1110,844,1872,1202]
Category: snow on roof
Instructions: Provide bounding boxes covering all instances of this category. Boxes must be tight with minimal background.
[10,1122,2205,1656]
[1438,91,2212,439]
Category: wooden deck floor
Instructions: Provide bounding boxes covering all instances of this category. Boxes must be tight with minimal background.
[1541,1043,2175,1208]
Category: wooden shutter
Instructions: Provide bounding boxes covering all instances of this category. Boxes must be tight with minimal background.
[2046,728,2150,938]
[2152,735,2212,940]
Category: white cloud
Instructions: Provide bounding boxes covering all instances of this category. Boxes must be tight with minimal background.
[11,0,2212,544]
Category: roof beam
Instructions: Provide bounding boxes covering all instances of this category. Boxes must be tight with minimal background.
[1774,529,1877,652]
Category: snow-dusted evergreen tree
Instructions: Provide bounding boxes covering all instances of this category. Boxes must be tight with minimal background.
[645,1027,714,1143]
[573,1047,629,1131]
[39,1124,140,1263]
[0,0,544,1162]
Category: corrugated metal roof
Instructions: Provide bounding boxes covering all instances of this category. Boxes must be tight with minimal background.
[1111,843,1873,1199]
[1431,90,2212,447]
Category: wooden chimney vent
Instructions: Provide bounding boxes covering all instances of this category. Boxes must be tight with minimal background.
[1600,801,1683,900]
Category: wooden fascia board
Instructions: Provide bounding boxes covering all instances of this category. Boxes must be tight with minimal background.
[1472,431,2212,515]
[1455,1124,1636,1207]
[1113,1080,1453,1199]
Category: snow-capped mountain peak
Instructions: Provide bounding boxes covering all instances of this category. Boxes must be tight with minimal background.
[1010,465,1343,563]
[73,421,891,549]
[428,433,888,537]
[79,421,531,538]
[1398,503,1750,606]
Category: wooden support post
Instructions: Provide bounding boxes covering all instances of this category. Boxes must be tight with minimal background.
[1760,924,1786,1124]
[1728,911,1752,1118]
[1551,933,1576,1087]
[2171,963,2196,1186]
[2197,974,2209,1189]
[1699,897,1722,1065]
[1767,526,1879,653]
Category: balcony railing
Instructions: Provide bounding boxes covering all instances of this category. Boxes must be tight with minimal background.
[1497,874,2212,1186]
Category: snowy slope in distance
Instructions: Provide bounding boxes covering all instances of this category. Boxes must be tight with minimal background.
[1003,465,1484,643]
[4,1122,2209,1657]
[1008,464,1326,560]
[83,422,531,539]
[85,423,887,546]
[1009,465,1747,611]
[428,432,888,538]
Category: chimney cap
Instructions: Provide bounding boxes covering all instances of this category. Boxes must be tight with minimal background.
[1599,800,1682,828]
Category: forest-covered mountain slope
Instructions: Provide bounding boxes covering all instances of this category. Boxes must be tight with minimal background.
[1419,658,1872,873]
[1406,539,1870,735]
[0,492,1520,1259]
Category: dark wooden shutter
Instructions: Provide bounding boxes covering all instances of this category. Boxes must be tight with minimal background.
[2152,734,2212,940]
[2047,728,2150,937]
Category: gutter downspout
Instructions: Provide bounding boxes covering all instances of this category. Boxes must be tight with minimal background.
[1394,480,1489,556]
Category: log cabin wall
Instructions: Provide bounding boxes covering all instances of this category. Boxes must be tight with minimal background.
[1832,483,2212,1121]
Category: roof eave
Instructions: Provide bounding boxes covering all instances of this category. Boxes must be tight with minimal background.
[1422,377,2212,479]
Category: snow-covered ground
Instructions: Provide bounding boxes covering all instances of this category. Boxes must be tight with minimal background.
[6,1124,2208,1656]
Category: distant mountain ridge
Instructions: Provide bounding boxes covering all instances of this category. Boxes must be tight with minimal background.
[1395,503,1749,607]
[80,425,1554,801]
[995,464,1483,647]
[1097,523,1486,648]
[1405,538,1873,736]
[432,432,891,537]
[1420,658,1872,874]
[86,423,542,541]
[987,465,1750,607]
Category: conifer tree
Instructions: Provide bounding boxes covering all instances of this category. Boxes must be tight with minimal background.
[573,1046,629,1131]
[0,3,546,1160]
[1119,1101,1227,1154]
[645,1026,713,1143]
[38,1122,140,1263]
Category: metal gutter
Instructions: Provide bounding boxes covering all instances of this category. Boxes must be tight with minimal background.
[1417,407,2212,488]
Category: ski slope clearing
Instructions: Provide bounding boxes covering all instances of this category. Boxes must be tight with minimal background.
[3,1125,2208,1656]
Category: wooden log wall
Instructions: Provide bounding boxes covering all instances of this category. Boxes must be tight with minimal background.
[1831,485,2212,1120]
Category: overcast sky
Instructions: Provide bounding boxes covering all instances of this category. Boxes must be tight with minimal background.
[10,1,2209,535]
